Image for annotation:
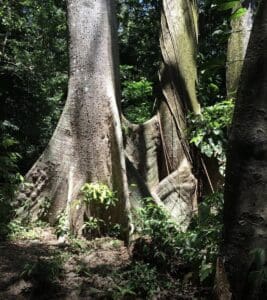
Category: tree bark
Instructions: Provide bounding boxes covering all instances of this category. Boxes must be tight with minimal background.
[223,1,267,298]
[124,0,199,230]
[157,0,199,227]
[226,0,258,98]
[15,0,130,239]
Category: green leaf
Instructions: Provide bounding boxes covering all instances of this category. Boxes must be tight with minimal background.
[231,7,247,20]
[218,1,240,11]
[199,262,213,282]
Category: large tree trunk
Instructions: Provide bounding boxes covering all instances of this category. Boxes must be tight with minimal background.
[157,0,199,226]
[226,0,257,98]
[222,1,267,298]
[15,0,130,239]
[124,0,199,230]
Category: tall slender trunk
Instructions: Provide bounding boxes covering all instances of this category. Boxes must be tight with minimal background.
[223,1,267,298]
[15,0,130,239]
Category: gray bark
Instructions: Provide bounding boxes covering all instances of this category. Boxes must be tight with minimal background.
[157,0,199,227]
[123,0,199,230]
[223,0,267,298]
[226,0,258,98]
[160,0,200,114]
[15,0,130,239]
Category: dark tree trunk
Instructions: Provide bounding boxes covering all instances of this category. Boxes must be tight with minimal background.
[223,1,267,298]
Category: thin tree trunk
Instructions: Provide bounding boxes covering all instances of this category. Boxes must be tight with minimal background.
[15,0,130,240]
[222,1,267,298]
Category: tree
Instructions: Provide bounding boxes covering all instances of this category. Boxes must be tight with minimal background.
[124,0,199,229]
[222,0,267,297]
[226,0,258,97]
[15,0,200,239]
[15,0,130,239]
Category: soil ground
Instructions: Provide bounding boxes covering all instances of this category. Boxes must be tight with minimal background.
[0,226,209,299]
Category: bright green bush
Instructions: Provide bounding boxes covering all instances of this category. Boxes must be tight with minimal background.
[81,182,118,208]
[188,99,234,175]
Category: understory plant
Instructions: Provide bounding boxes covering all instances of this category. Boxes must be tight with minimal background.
[20,252,64,286]
[80,182,120,237]
[188,99,234,175]
[0,120,22,238]
[135,193,223,284]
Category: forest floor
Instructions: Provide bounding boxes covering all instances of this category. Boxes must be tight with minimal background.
[0,224,210,299]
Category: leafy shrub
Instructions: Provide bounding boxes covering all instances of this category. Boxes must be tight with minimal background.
[0,120,22,238]
[80,183,120,237]
[0,121,21,196]
[122,78,153,105]
[135,193,223,284]
[7,219,48,240]
[188,99,234,175]
[113,262,158,299]
[81,182,118,208]
[124,101,154,124]
[0,0,68,172]
[55,209,69,238]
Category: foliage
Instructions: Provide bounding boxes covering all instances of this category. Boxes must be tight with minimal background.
[21,253,64,285]
[37,196,52,219]
[121,73,154,123]
[197,0,250,106]
[113,262,158,298]
[120,65,154,123]
[124,101,154,124]
[0,0,68,172]
[81,183,118,208]
[7,219,48,240]
[188,99,234,175]
[0,120,22,238]
[181,192,223,282]
[117,0,161,84]
[54,183,121,238]
[117,0,161,123]
[0,121,21,196]
[81,183,120,237]
[135,193,223,284]
[55,209,69,237]
[197,0,231,105]
[122,76,153,104]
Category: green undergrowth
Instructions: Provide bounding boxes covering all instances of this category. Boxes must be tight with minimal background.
[6,219,49,240]
[188,99,234,175]
[20,252,65,287]
[1,190,223,298]
[0,121,22,240]
[134,193,223,285]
